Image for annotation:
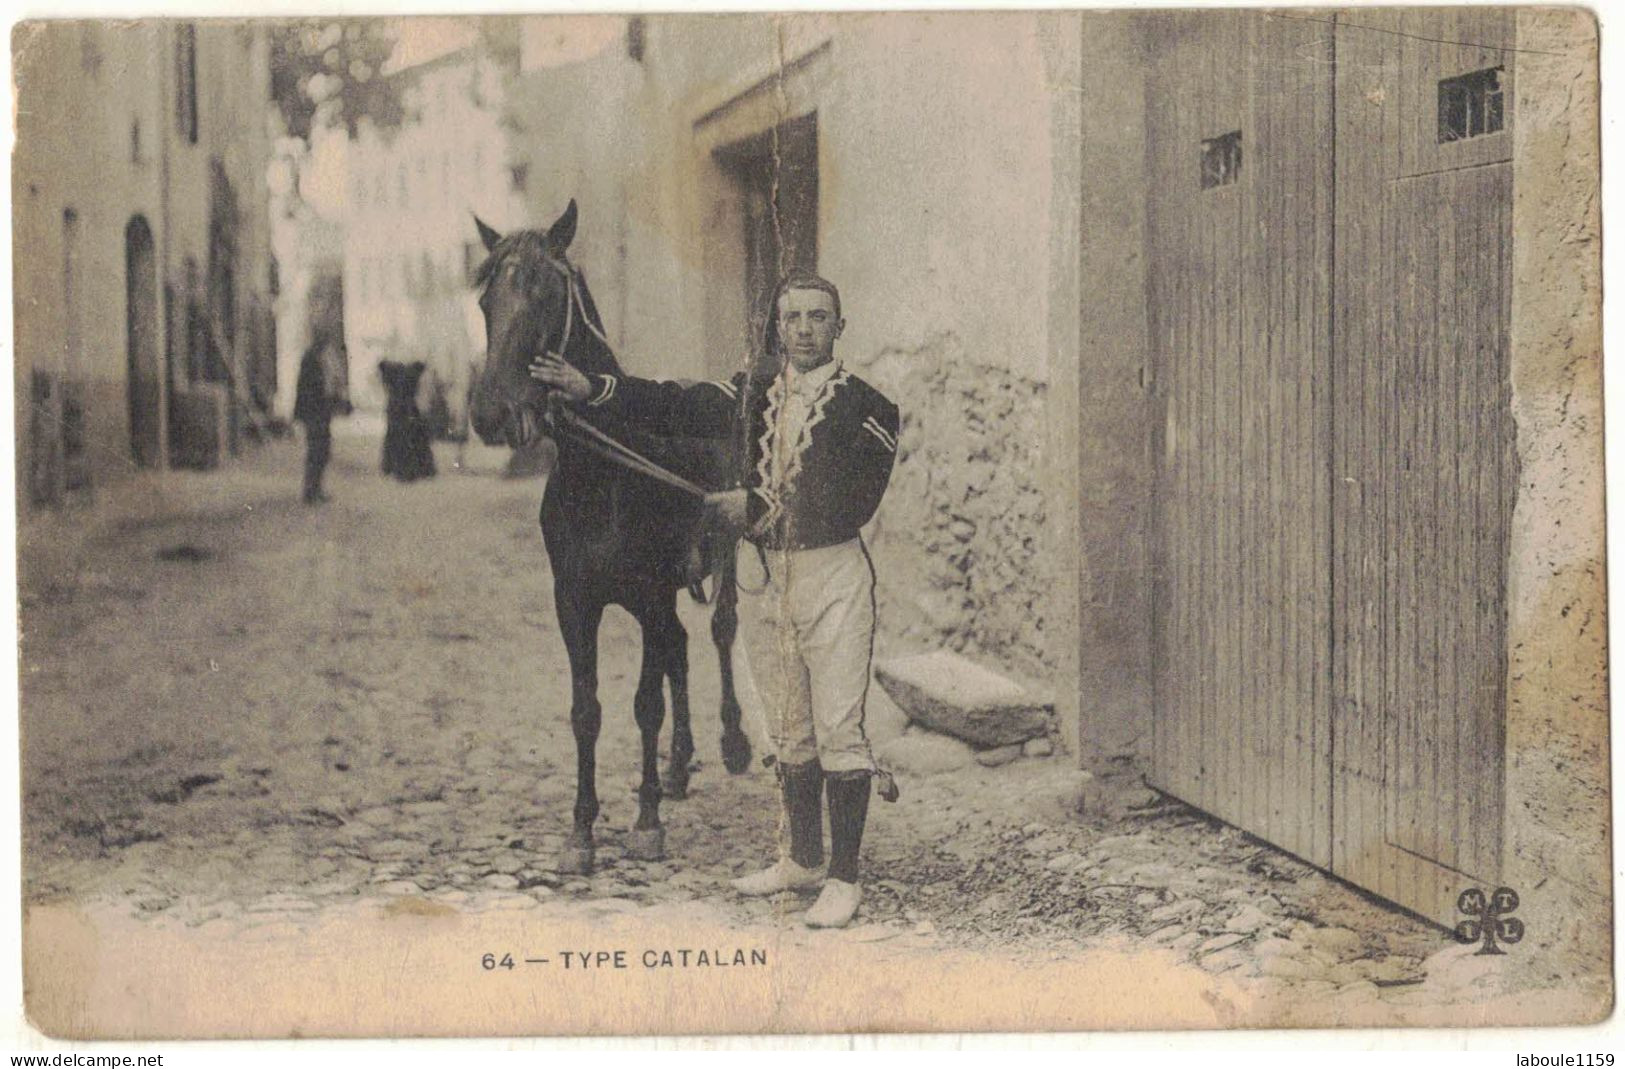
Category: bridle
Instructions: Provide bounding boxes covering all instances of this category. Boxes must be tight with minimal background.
[483,247,593,453]
[488,246,708,500]
[535,251,611,364]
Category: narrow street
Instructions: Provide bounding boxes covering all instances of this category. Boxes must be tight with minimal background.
[20,428,1526,1030]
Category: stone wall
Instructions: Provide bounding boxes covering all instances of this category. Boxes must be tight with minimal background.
[863,337,1051,682]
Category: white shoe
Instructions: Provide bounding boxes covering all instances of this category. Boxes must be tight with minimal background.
[803,879,863,928]
[730,858,827,896]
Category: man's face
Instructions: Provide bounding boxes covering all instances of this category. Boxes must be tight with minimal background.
[777,287,844,373]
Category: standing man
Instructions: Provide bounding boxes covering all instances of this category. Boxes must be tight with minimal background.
[530,272,900,929]
[293,276,350,504]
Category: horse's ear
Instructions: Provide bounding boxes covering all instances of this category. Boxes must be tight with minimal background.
[546,199,578,252]
[473,215,502,253]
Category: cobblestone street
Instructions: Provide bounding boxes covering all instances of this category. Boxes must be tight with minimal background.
[22,430,797,921]
[21,429,1559,1028]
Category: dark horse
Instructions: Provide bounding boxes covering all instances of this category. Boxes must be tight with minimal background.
[467,201,752,874]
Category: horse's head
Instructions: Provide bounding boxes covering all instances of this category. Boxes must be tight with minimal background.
[468,200,584,449]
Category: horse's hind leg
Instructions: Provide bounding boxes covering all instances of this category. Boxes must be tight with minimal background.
[557,591,605,875]
[713,553,752,774]
[627,599,673,860]
[662,599,695,801]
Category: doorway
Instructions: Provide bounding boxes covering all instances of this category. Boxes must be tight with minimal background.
[126,215,161,467]
[714,112,819,368]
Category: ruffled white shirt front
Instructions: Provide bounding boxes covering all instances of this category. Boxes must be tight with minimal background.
[778,359,840,453]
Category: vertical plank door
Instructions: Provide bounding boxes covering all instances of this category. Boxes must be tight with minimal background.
[1144,9,1514,922]
[1330,7,1515,925]
[1145,10,1335,868]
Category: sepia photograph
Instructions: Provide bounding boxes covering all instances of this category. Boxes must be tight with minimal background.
[10,7,1609,1037]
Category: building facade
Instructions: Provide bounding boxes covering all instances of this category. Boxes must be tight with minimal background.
[341,38,523,424]
[12,20,277,513]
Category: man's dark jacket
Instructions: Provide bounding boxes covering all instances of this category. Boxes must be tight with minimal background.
[582,364,900,551]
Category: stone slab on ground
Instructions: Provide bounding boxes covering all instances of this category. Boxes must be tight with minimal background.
[874,651,1052,747]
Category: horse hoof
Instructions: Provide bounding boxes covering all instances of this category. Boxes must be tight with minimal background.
[721,730,753,775]
[664,769,690,801]
[558,846,595,875]
[626,827,666,861]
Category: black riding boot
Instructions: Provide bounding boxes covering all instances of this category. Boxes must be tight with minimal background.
[825,771,871,884]
[781,759,825,869]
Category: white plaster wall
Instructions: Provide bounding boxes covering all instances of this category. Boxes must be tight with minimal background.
[505,13,1068,676]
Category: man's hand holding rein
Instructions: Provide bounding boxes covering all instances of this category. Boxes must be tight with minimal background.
[702,489,751,536]
[530,354,594,402]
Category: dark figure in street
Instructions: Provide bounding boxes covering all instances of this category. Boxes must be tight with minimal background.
[379,359,437,482]
[293,277,350,504]
[533,261,901,930]
[467,202,754,888]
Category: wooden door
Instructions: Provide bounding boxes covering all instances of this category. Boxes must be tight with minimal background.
[1146,10,1335,868]
[1330,8,1515,922]
[1144,9,1514,923]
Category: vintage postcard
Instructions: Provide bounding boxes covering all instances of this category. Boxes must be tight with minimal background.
[11,8,1608,1038]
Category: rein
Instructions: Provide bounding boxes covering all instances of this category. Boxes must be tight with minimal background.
[515,251,707,501]
[548,405,708,499]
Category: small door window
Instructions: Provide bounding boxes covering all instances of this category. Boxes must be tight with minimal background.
[1200,131,1242,190]
[1438,67,1505,143]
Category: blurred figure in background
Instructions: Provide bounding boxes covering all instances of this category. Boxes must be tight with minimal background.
[294,275,351,504]
[378,359,437,482]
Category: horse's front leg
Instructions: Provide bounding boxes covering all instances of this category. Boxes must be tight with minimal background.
[557,590,605,875]
[713,549,753,774]
[627,598,673,860]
